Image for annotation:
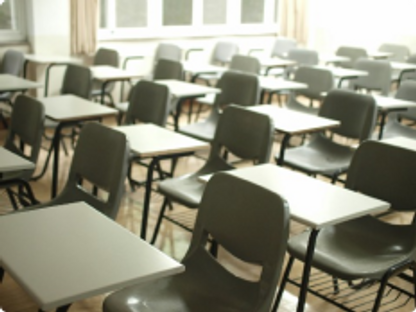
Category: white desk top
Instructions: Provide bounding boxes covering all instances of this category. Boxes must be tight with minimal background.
[91,65,142,82]
[40,94,118,122]
[24,54,81,65]
[390,62,416,71]
[0,74,43,92]
[320,54,350,64]
[316,66,368,79]
[0,147,35,173]
[155,79,221,98]
[182,61,227,76]
[381,137,416,151]
[372,95,416,111]
[0,202,184,311]
[249,105,340,135]
[259,77,308,92]
[368,51,393,59]
[212,164,390,228]
[115,123,209,157]
[260,58,297,68]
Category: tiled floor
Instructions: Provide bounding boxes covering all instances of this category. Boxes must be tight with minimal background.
[0,109,415,312]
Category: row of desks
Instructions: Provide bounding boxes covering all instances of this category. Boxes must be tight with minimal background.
[2,69,416,311]
[3,136,415,311]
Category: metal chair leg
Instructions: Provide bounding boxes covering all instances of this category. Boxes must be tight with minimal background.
[272,256,294,311]
[151,197,170,245]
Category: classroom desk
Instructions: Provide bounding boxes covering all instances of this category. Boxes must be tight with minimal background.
[23,54,81,96]
[315,66,368,87]
[0,202,184,312]
[0,74,43,93]
[368,51,393,59]
[182,61,227,82]
[381,136,416,151]
[373,95,416,139]
[154,79,221,130]
[0,147,34,173]
[259,77,308,104]
[260,58,297,75]
[90,65,143,104]
[40,95,118,198]
[390,61,416,84]
[206,164,389,312]
[249,105,340,165]
[115,124,209,240]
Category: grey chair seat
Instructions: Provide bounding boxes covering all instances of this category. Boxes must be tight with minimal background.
[283,134,354,175]
[195,93,215,106]
[159,159,233,208]
[288,216,414,281]
[380,120,416,139]
[44,118,59,128]
[0,91,12,101]
[114,101,128,113]
[103,247,262,312]
[178,115,217,142]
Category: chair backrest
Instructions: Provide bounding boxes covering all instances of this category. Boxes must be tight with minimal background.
[212,71,260,113]
[271,37,297,58]
[154,43,182,63]
[293,66,334,100]
[211,41,239,65]
[0,49,24,76]
[336,46,368,68]
[124,80,170,127]
[346,140,416,212]
[56,123,129,219]
[287,48,319,66]
[61,64,93,99]
[4,95,44,178]
[153,59,183,80]
[379,43,410,62]
[94,48,119,67]
[185,172,289,311]
[351,59,392,96]
[209,105,274,164]
[319,89,377,141]
[229,54,261,75]
[395,80,416,121]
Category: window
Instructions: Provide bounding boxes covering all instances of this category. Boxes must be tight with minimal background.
[0,0,26,42]
[99,0,279,40]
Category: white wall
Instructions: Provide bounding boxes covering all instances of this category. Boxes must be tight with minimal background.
[25,0,70,95]
[308,0,416,53]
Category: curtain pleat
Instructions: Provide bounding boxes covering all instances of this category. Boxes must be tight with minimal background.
[279,0,309,46]
[70,0,98,55]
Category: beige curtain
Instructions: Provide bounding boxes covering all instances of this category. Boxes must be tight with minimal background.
[70,0,98,55]
[279,0,309,46]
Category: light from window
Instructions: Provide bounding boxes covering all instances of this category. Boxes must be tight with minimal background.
[116,0,147,28]
[203,0,227,25]
[163,0,193,26]
[0,0,12,29]
[241,0,265,24]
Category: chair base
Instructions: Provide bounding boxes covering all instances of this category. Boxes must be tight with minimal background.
[274,265,415,312]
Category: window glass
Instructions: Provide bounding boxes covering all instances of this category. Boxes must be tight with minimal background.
[100,0,107,28]
[241,0,265,24]
[0,0,12,29]
[163,0,192,26]
[203,0,226,25]
[116,0,147,28]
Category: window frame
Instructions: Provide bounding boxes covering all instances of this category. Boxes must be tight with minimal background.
[99,0,279,41]
[0,0,27,43]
